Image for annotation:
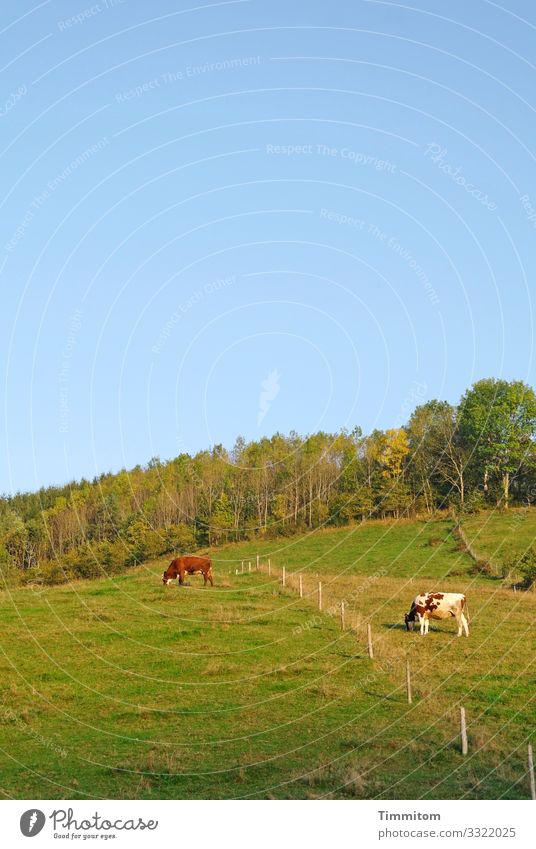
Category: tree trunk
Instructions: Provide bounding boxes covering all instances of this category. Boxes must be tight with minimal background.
[502,471,509,508]
[421,474,431,513]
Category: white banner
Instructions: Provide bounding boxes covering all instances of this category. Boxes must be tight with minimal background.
[1,800,534,848]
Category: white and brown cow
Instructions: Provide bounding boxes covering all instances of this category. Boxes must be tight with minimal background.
[405,592,469,637]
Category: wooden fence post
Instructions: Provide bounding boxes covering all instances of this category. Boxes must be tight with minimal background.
[406,659,412,704]
[299,574,303,598]
[367,623,374,659]
[529,743,536,801]
[318,582,322,611]
[241,561,244,573]
[256,554,259,569]
[282,566,286,587]
[460,707,468,755]
[268,558,271,576]
[340,600,345,631]
[248,561,251,573]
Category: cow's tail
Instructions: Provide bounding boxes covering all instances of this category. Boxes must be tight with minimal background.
[463,596,470,624]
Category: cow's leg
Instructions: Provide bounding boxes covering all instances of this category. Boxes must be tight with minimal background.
[461,612,469,637]
[455,612,463,636]
[424,617,430,635]
[419,615,425,636]
[203,571,207,586]
[178,568,185,586]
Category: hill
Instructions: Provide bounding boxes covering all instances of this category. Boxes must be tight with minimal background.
[461,508,536,575]
[3,376,536,588]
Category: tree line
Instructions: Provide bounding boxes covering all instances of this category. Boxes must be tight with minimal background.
[2,377,536,585]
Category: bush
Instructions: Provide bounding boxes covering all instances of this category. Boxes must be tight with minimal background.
[461,490,486,514]
[0,545,21,585]
[97,540,126,575]
[519,547,536,588]
[164,523,196,554]
[122,520,165,565]
[41,561,74,585]
[64,545,103,580]
[470,558,493,576]
[499,560,513,581]
[19,565,45,587]
[310,501,330,527]
[141,529,167,560]
[20,561,73,586]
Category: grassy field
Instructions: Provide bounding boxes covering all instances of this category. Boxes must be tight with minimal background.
[461,507,536,572]
[0,514,534,799]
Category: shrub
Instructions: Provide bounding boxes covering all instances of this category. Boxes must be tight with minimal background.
[164,523,196,554]
[65,545,103,580]
[19,565,45,587]
[141,529,167,560]
[97,540,126,575]
[122,520,165,565]
[21,561,73,586]
[0,545,22,585]
[265,522,305,539]
[40,561,74,585]
[461,490,486,514]
[499,561,513,581]
[470,558,493,576]
[519,547,536,588]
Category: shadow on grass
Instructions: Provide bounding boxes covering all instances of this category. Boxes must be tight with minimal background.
[361,689,400,702]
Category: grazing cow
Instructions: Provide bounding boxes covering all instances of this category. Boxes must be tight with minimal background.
[162,555,213,587]
[404,592,469,637]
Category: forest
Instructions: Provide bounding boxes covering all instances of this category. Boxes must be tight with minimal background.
[2,377,536,585]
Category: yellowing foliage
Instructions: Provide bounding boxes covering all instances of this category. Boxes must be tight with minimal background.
[381,428,410,479]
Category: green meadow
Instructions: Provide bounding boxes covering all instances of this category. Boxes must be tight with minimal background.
[0,513,534,799]
[461,507,536,571]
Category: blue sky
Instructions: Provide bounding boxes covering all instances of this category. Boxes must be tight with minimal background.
[1,0,535,493]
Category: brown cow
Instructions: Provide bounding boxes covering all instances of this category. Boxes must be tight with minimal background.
[162,555,213,587]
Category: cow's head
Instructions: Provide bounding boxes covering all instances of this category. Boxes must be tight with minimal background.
[404,612,415,631]
[162,571,173,585]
